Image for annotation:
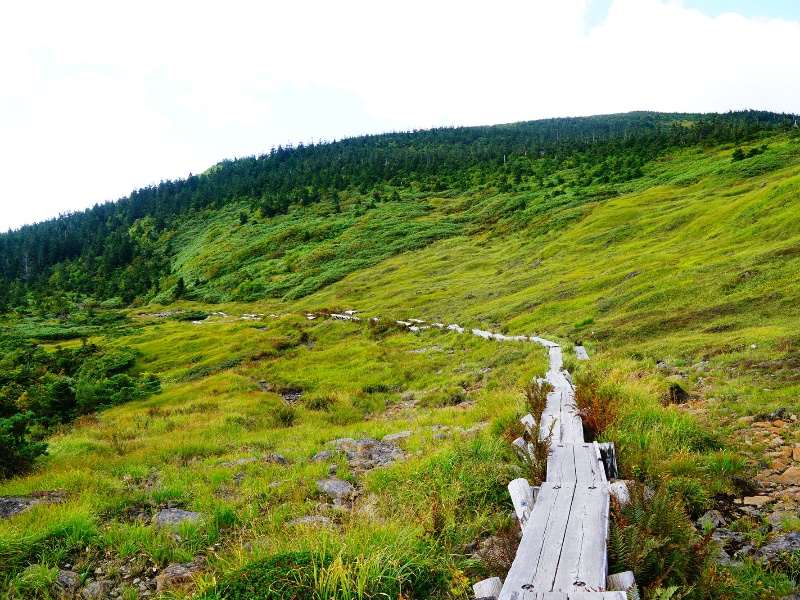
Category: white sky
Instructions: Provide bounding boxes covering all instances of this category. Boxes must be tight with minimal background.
[1,0,799,231]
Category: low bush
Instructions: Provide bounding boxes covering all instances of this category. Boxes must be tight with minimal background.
[609,483,713,592]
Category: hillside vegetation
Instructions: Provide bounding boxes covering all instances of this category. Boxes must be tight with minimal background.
[2,112,800,599]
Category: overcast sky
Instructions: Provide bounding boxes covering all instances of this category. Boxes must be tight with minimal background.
[1,0,799,231]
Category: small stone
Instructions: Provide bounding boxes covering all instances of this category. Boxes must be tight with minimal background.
[743,495,773,507]
[697,510,726,529]
[316,478,355,500]
[312,450,333,462]
[381,431,412,445]
[770,437,785,448]
[330,438,356,452]
[777,466,800,486]
[152,509,203,527]
[738,416,755,425]
[775,420,787,428]
[82,580,114,599]
[792,446,800,462]
[268,453,288,464]
[57,570,81,592]
[156,562,202,592]
[753,421,772,428]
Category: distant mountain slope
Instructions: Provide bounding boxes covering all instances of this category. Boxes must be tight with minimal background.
[0,110,795,312]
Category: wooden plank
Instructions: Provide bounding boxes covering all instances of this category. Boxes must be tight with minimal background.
[547,444,575,482]
[509,478,536,527]
[545,391,562,414]
[499,483,575,600]
[576,443,605,483]
[519,594,625,600]
[552,483,610,592]
[474,577,503,598]
[607,571,636,592]
[521,414,538,436]
[520,482,577,592]
[575,346,589,360]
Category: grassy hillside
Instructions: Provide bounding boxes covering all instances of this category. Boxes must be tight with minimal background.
[2,121,800,598]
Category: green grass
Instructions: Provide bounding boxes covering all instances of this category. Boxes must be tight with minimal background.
[4,131,800,597]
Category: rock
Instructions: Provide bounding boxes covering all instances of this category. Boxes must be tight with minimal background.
[738,416,755,425]
[779,595,800,600]
[330,438,357,452]
[152,509,203,527]
[400,392,415,402]
[755,532,800,562]
[316,478,355,500]
[268,453,288,465]
[312,450,333,462]
[81,580,114,599]
[0,497,40,519]
[697,510,726,529]
[770,437,785,448]
[287,515,332,528]
[56,570,81,593]
[156,562,202,592]
[792,446,800,462]
[381,431,412,445]
[769,511,798,531]
[775,466,800,486]
[743,496,772,507]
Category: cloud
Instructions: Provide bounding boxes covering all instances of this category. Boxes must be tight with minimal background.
[0,0,799,229]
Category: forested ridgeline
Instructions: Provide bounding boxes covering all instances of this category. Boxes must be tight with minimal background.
[0,110,794,310]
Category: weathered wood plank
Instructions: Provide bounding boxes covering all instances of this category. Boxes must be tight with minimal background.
[499,483,575,600]
[547,444,575,482]
[519,482,577,593]
[575,346,589,360]
[519,593,625,600]
[540,411,584,445]
[474,577,503,598]
[509,478,536,527]
[552,483,610,592]
[521,414,537,437]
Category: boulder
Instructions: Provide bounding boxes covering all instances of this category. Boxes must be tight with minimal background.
[775,466,800,485]
[316,478,355,500]
[156,562,202,592]
[152,508,203,527]
[268,453,288,465]
[755,532,800,562]
[743,495,772,507]
[0,497,40,519]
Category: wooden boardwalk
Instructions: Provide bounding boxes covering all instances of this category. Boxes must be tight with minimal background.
[495,342,626,600]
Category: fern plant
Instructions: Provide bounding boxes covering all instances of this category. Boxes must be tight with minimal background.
[608,483,712,594]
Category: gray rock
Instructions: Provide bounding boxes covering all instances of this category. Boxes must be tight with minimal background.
[330,438,356,452]
[754,532,800,562]
[312,450,333,462]
[0,497,40,519]
[697,510,726,529]
[381,431,412,445]
[57,570,81,592]
[316,478,355,500]
[156,562,202,592]
[152,509,203,527]
[268,453,288,464]
[401,392,415,402]
[779,595,800,600]
[81,580,114,599]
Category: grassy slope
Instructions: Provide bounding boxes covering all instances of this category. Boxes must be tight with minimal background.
[2,133,800,598]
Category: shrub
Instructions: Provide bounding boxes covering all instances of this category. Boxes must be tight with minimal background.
[270,405,297,428]
[574,370,618,442]
[609,483,712,591]
[0,412,48,479]
[522,379,553,418]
